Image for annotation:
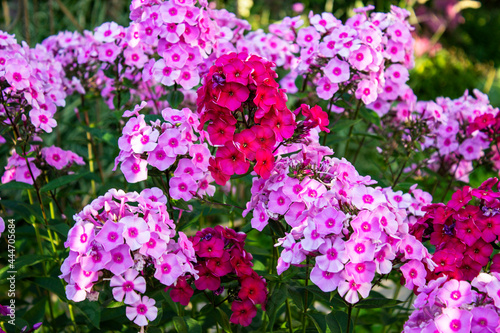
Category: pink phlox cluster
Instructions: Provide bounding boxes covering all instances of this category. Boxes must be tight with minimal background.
[114,102,215,201]
[417,89,498,183]
[0,30,67,134]
[1,146,84,185]
[403,273,500,333]
[60,187,197,327]
[129,0,229,89]
[243,143,434,303]
[272,6,414,106]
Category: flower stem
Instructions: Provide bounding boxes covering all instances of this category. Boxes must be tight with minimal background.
[286,298,293,333]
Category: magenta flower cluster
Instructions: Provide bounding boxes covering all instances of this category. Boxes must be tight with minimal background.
[243,142,435,303]
[167,226,268,327]
[60,188,198,327]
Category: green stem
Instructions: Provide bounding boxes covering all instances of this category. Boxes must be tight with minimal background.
[344,100,362,158]
[286,298,293,333]
[302,257,310,333]
[346,304,353,333]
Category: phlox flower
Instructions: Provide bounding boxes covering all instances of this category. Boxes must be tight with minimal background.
[169,176,197,201]
[64,223,94,254]
[471,307,499,333]
[267,189,291,215]
[121,156,148,183]
[154,253,183,286]
[230,299,257,327]
[81,248,111,272]
[345,237,375,263]
[110,269,146,304]
[168,276,194,306]
[316,76,338,100]
[310,266,342,292]
[338,273,371,304]
[130,127,159,154]
[30,109,57,133]
[216,141,249,175]
[41,146,69,170]
[437,279,473,308]
[434,308,472,333]
[324,57,350,83]
[108,244,134,276]
[400,259,426,290]
[126,296,158,327]
[95,220,124,252]
[316,237,348,273]
[345,261,376,283]
[120,216,150,251]
[351,185,385,210]
[355,79,378,105]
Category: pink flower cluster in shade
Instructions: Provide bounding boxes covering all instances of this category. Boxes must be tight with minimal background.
[196,52,297,183]
[403,274,500,333]
[1,146,84,185]
[415,89,498,182]
[114,102,215,200]
[60,188,198,327]
[243,142,435,303]
[0,30,68,134]
[166,226,267,327]
[411,178,500,283]
[268,5,414,107]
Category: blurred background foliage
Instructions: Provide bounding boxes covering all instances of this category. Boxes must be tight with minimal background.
[2,0,499,105]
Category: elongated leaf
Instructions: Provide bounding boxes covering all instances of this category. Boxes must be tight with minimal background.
[216,308,232,333]
[40,172,90,193]
[0,181,33,191]
[307,312,326,333]
[186,318,202,333]
[331,119,362,131]
[173,316,188,333]
[355,297,402,309]
[166,90,184,108]
[74,300,101,329]
[32,277,67,301]
[0,255,53,279]
[326,310,353,333]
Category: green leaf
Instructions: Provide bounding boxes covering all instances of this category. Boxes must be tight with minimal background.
[40,172,90,193]
[359,107,381,127]
[0,254,53,279]
[0,181,33,191]
[144,114,163,123]
[23,296,47,325]
[266,283,288,331]
[173,316,188,333]
[331,119,362,132]
[326,311,353,333]
[215,308,232,333]
[167,90,184,109]
[32,277,67,301]
[74,300,101,329]
[47,223,70,237]
[171,199,191,211]
[355,297,402,309]
[186,318,202,333]
[307,312,326,333]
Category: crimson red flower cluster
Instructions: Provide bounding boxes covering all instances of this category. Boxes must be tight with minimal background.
[411,178,500,282]
[196,52,296,184]
[166,226,267,327]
